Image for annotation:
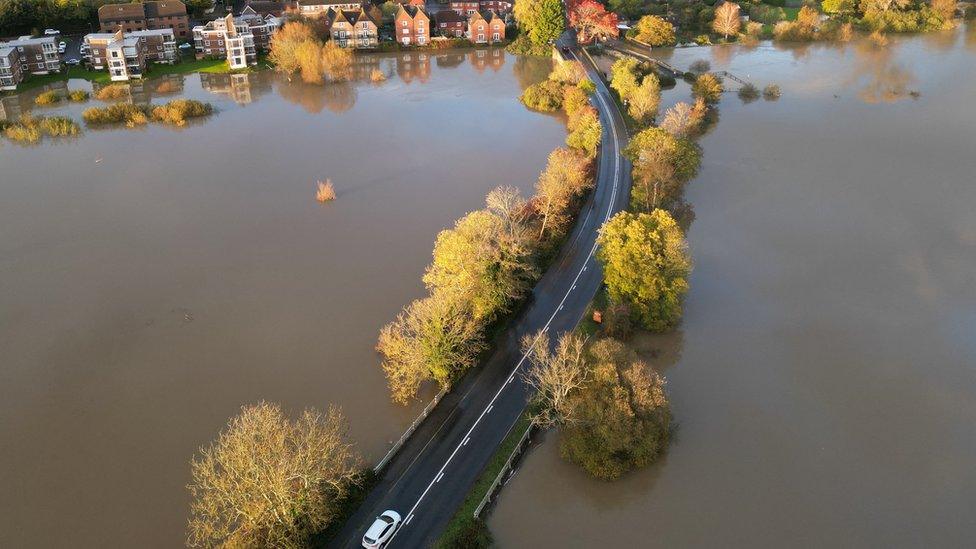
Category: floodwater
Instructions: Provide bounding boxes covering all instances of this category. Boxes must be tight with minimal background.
[0,50,564,547]
[491,27,976,547]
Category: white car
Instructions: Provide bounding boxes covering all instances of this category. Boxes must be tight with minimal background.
[362,510,401,548]
[66,58,80,66]
[44,29,60,35]
[58,41,66,53]
[178,42,192,49]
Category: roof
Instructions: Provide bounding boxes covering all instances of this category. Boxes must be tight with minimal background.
[436,10,465,23]
[332,7,377,26]
[300,0,359,5]
[397,4,428,19]
[144,1,187,18]
[1,35,57,47]
[98,2,146,22]
[0,46,15,57]
[242,1,287,16]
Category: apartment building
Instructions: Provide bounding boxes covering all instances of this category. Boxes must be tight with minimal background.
[0,46,24,91]
[193,14,275,70]
[298,0,363,17]
[98,1,190,39]
[394,5,430,46]
[329,8,378,49]
[85,29,177,81]
[479,0,512,14]
[0,36,62,77]
[467,10,505,44]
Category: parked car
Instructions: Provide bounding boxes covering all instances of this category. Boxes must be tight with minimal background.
[44,29,60,35]
[66,58,80,66]
[178,42,192,49]
[361,510,401,548]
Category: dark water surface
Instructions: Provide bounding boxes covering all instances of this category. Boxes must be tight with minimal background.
[491,28,976,547]
[0,50,563,547]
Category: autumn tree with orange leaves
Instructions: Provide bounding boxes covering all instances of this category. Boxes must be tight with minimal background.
[569,0,619,44]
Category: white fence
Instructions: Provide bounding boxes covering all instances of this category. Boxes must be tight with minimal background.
[473,423,535,518]
[373,388,448,473]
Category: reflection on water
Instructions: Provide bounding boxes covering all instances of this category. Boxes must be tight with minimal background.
[0,48,564,548]
[491,26,976,548]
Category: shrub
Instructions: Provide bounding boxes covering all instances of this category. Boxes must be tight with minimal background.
[150,99,213,126]
[748,3,787,23]
[632,15,676,46]
[762,83,782,100]
[692,73,723,104]
[602,302,635,340]
[3,120,41,143]
[67,89,90,102]
[316,179,337,202]
[39,116,81,137]
[369,68,386,83]
[34,90,62,106]
[436,516,492,549]
[688,59,711,74]
[520,79,565,112]
[550,60,587,85]
[94,83,130,101]
[738,82,760,103]
[83,103,152,126]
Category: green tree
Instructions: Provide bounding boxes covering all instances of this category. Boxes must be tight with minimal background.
[377,293,485,403]
[610,57,640,102]
[609,0,647,20]
[692,72,723,104]
[187,403,362,548]
[514,0,565,47]
[821,0,854,14]
[627,73,661,126]
[560,339,671,480]
[566,104,602,157]
[424,208,537,322]
[596,210,692,331]
[633,15,676,46]
[624,127,701,209]
[535,147,593,238]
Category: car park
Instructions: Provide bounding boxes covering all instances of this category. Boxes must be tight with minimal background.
[361,510,401,548]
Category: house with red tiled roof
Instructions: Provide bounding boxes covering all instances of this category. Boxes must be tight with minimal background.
[329,7,378,48]
[467,10,505,44]
[394,5,430,46]
[435,9,466,38]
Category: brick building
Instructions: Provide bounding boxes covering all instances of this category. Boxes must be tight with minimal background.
[0,36,61,77]
[329,8,378,49]
[192,13,278,69]
[394,5,430,46]
[0,46,24,91]
[467,11,505,44]
[97,1,190,39]
[298,0,363,17]
[434,10,466,38]
[450,0,480,16]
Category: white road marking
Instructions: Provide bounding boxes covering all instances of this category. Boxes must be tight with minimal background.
[385,48,623,547]
[405,514,414,526]
[463,437,470,446]
[435,472,444,483]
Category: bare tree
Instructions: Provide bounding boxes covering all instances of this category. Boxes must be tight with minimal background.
[187,402,362,548]
[660,101,695,138]
[520,330,589,428]
[712,2,742,41]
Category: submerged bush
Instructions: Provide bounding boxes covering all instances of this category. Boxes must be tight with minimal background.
[1,113,81,143]
[39,116,81,137]
[94,83,130,101]
[738,83,760,103]
[34,90,63,106]
[520,79,565,112]
[3,120,41,143]
[150,99,213,126]
[68,89,91,102]
[692,73,723,104]
[763,83,782,100]
[83,103,151,126]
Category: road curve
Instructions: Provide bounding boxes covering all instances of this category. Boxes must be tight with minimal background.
[328,46,631,549]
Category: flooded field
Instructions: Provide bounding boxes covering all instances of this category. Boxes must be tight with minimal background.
[0,50,564,547]
[490,27,976,547]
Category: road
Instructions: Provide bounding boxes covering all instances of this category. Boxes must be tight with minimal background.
[328,45,631,549]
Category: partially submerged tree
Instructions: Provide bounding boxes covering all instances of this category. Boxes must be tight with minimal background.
[625,127,701,209]
[692,72,724,104]
[609,57,641,102]
[627,73,661,126]
[187,403,362,547]
[559,339,671,480]
[321,41,353,81]
[596,210,692,331]
[377,293,485,403]
[521,330,590,428]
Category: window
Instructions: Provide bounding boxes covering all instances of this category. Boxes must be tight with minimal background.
[492,32,499,40]
[402,21,407,26]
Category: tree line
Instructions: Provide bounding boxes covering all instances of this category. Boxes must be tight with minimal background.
[378,59,603,405]
[0,0,213,37]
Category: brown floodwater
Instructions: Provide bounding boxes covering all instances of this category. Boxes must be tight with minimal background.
[490,27,976,547]
[0,50,564,547]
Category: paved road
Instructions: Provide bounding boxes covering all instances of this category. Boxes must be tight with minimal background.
[328,45,631,549]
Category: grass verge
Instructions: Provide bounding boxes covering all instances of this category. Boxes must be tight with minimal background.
[435,413,532,549]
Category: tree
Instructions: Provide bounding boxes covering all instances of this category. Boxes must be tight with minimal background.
[535,147,593,238]
[566,104,602,157]
[931,0,957,21]
[321,41,353,81]
[627,73,661,126]
[596,210,692,331]
[624,127,701,209]
[609,57,640,102]
[549,60,587,85]
[514,0,566,47]
[692,72,723,104]
[187,403,361,548]
[521,330,590,428]
[569,0,620,44]
[424,209,537,322]
[559,339,670,480]
[377,293,484,403]
[660,101,696,137]
[712,1,742,40]
[270,21,326,84]
[633,15,676,46]
[562,85,591,116]
[821,0,854,14]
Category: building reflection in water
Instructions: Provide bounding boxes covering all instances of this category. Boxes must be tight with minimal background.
[0,80,66,121]
[396,51,431,84]
[468,47,505,73]
[199,71,272,105]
